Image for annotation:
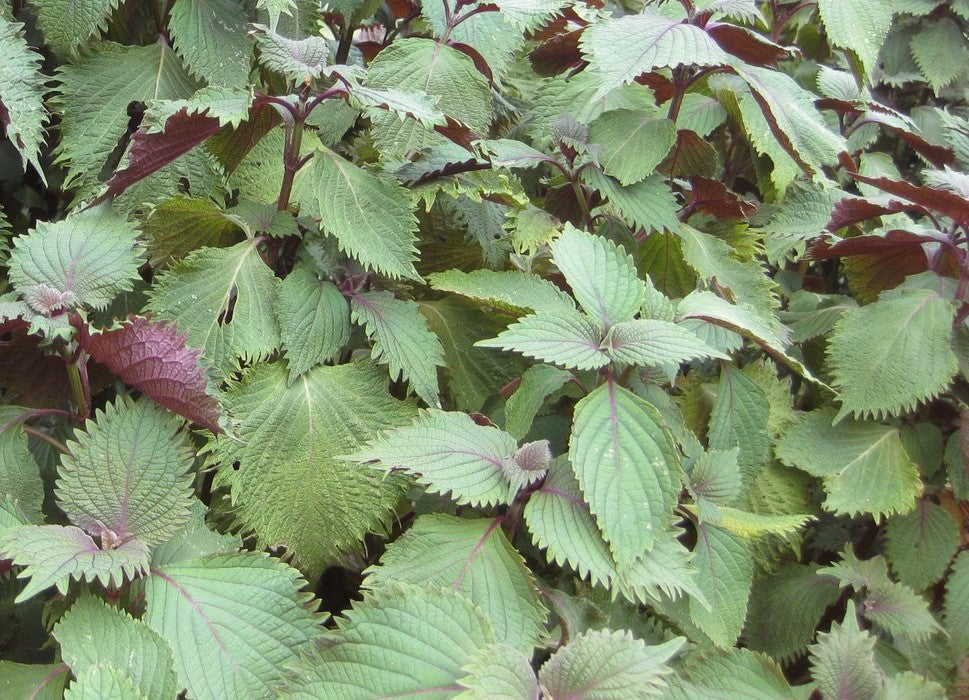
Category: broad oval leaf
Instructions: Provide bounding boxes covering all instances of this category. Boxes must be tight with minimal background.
[277,269,349,382]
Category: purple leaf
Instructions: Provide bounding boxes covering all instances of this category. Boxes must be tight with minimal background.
[77,316,222,433]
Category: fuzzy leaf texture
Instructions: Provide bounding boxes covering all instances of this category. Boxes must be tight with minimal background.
[808,601,884,700]
[347,410,540,507]
[56,397,195,546]
[30,0,122,56]
[476,309,609,370]
[827,289,958,421]
[817,0,894,81]
[281,583,495,700]
[168,0,251,89]
[885,500,960,591]
[277,269,349,382]
[146,239,280,379]
[8,207,143,313]
[144,552,320,700]
[309,148,420,280]
[569,380,681,567]
[364,515,547,652]
[350,291,444,407]
[78,317,223,433]
[0,19,48,177]
[456,644,540,700]
[207,360,415,577]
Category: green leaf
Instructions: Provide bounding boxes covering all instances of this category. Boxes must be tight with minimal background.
[618,531,707,605]
[364,514,547,651]
[142,197,244,267]
[885,501,960,591]
[910,19,969,94]
[476,309,608,371]
[54,596,178,699]
[569,380,681,567]
[168,0,251,89]
[57,397,194,546]
[689,523,753,648]
[604,319,729,367]
[0,525,150,603]
[29,0,122,56]
[347,410,532,507]
[8,207,143,313]
[456,644,539,700]
[817,0,893,81]
[150,499,241,567]
[146,239,280,379]
[588,111,676,186]
[580,10,728,99]
[0,406,45,521]
[808,601,884,700]
[252,24,329,83]
[256,0,296,30]
[0,18,48,177]
[281,583,495,699]
[350,291,444,406]
[207,361,415,577]
[776,409,921,518]
[144,553,321,700]
[349,84,446,128]
[429,269,576,316]
[277,269,349,382]
[53,41,199,199]
[0,662,69,700]
[505,364,574,440]
[827,289,958,421]
[310,148,420,280]
[943,551,969,656]
[539,630,684,698]
[584,170,682,234]
[744,564,841,662]
[671,648,797,699]
[550,225,645,328]
[708,364,771,491]
[688,448,741,506]
[63,666,144,700]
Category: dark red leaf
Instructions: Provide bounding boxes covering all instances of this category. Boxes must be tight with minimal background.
[826,196,911,230]
[529,30,585,76]
[635,73,676,104]
[433,116,479,152]
[77,316,223,433]
[447,42,494,84]
[847,173,969,224]
[94,108,222,204]
[663,130,718,178]
[706,23,795,66]
[687,177,755,219]
[206,98,280,174]
[808,229,950,260]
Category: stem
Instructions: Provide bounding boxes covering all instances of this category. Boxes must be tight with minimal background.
[570,180,595,230]
[23,427,72,456]
[0,408,75,435]
[66,358,90,422]
[276,116,305,212]
[335,19,354,65]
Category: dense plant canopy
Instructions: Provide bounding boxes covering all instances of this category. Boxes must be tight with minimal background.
[1,0,969,697]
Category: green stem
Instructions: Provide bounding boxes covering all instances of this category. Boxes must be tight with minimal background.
[66,360,89,422]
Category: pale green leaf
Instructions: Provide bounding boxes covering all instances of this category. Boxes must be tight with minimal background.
[29,0,122,56]
[419,3,522,80]
[708,364,770,491]
[256,0,296,30]
[456,644,540,700]
[53,41,199,199]
[54,596,178,699]
[142,196,244,267]
[57,397,194,546]
[252,24,328,82]
[280,583,495,700]
[169,0,251,89]
[0,525,149,603]
[207,361,415,577]
[364,514,547,651]
[0,662,69,700]
[347,410,528,507]
[476,309,609,370]
[689,448,741,505]
[539,630,685,698]
[670,648,797,699]
[699,507,813,538]
[144,553,321,700]
[150,499,241,568]
[429,268,576,316]
[885,500,960,591]
[580,11,728,99]
[744,564,841,662]
[827,289,958,421]
[584,170,682,234]
[689,523,753,647]
[588,111,676,186]
[278,269,350,382]
[311,148,420,280]
[505,364,574,440]
[910,19,969,94]
[147,239,280,379]
[550,225,645,327]
[808,601,884,700]
[63,666,145,700]
[943,551,969,655]
[618,531,707,605]
[481,0,569,31]
[8,207,143,312]
[0,18,48,176]
[878,672,946,700]
[817,0,894,81]
[0,406,46,522]
[351,291,444,406]
[349,84,446,128]
[604,319,729,367]
[776,409,921,518]
[569,380,681,567]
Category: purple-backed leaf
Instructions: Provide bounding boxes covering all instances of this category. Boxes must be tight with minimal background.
[529,30,585,76]
[77,316,222,433]
[447,42,494,84]
[94,108,222,203]
[707,23,796,66]
[688,177,755,219]
[664,130,718,178]
[848,173,969,224]
[808,229,950,261]
[826,196,910,231]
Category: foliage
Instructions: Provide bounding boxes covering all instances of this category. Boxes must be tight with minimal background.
[1,0,969,696]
